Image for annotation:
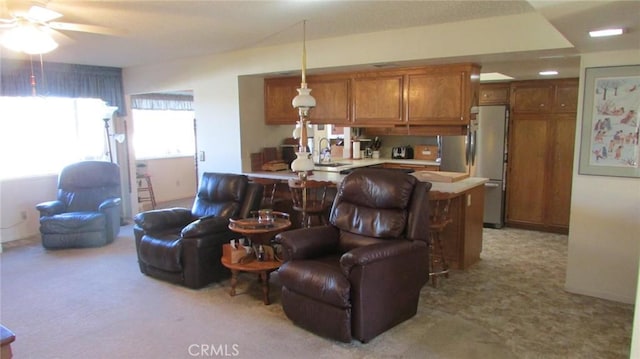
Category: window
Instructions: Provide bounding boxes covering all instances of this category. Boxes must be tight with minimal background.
[0,97,109,180]
[132,109,195,159]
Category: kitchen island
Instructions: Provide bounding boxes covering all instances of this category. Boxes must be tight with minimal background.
[245,158,487,269]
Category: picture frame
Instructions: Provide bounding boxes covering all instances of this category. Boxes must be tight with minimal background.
[578,65,640,178]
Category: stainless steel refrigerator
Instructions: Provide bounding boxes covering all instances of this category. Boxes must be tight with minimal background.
[439,105,508,228]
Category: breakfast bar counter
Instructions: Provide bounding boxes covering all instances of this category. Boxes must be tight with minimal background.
[245,161,487,269]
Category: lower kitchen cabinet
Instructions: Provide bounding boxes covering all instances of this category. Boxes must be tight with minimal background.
[440,184,484,270]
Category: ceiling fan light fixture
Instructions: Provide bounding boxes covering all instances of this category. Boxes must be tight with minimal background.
[1,23,58,54]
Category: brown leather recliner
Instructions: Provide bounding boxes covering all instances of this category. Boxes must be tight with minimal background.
[133,173,263,289]
[275,168,432,343]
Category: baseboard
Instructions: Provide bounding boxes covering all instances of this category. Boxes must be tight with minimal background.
[564,284,636,305]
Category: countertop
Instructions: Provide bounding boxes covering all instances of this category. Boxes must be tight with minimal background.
[246,158,487,195]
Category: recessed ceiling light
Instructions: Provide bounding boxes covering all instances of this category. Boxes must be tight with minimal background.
[589,28,624,38]
[479,72,514,82]
[539,70,558,76]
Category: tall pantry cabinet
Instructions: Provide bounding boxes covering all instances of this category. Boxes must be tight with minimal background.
[506,79,578,233]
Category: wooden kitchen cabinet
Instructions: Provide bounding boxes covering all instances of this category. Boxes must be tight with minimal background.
[506,79,578,233]
[553,81,579,113]
[479,82,510,105]
[352,73,404,126]
[306,75,351,125]
[265,63,480,129]
[510,79,578,114]
[506,114,549,225]
[510,82,554,113]
[440,184,484,270]
[406,64,480,125]
[546,113,576,228]
[265,75,351,125]
[264,77,300,125]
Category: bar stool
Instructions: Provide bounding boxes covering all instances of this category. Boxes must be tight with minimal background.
[288,178,334,228]
[250,177,284,210]
[137,174,157,210]
[428,191,453,287]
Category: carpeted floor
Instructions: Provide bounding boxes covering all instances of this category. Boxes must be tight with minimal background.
[0,225,633,359]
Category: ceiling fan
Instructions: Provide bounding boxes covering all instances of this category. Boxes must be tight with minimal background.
[0,2,121,54]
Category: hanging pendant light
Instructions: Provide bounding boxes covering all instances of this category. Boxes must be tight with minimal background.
[290,20,316,179]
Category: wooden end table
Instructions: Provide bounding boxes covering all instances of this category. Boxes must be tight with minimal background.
[220,257,282,305]
[223,211,291,305]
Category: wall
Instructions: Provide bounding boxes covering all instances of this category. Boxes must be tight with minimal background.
[135,157,198,208]
[0,175,57,243]
[564,50,640,304]
[137,157,198,208]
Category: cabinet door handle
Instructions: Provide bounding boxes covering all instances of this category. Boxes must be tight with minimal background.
[485,182,500,188]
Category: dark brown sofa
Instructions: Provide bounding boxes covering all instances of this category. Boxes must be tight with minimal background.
[275,168,432,342]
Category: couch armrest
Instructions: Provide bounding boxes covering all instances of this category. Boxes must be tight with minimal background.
[134,207,195,232]
[181,216,230,238]
[275,225,339,261]
[99,197,121,211]
[35,200,66,217]
[340,240,427,276]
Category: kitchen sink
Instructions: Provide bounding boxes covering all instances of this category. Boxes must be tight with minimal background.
[314,162,348,167]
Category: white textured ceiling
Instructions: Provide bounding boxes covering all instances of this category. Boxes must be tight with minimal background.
[1,0,639,80]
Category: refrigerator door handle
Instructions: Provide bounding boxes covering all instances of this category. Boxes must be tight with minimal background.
[470,130,477,166]
[465,127,471,165]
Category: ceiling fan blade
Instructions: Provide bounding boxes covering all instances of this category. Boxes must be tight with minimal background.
[27,5,62,22]
[48,21,125,36]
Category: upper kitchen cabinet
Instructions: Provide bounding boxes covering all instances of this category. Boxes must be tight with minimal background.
[352,73,404,126]
[510,79,578,114]
[510,82,554,113]
[553,80,579,113]
[306,75,351,125]
[479,82,510,105]
[264,76,300,125]
[264,62,481,129]
[406,63,480,125]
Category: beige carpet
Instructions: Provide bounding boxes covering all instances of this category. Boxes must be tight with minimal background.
[0,226,633,359]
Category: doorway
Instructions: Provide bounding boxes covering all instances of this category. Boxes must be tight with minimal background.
[130,91,198,212]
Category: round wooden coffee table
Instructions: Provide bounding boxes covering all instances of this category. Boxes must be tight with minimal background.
[228,211,291,245]
[220,257,282,305]
[224,211,291,305]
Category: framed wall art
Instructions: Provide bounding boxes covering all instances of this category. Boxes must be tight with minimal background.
[579,65,640,178]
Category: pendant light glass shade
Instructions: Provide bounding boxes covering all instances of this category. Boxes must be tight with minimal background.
[292,85,316,109]
[290,151,314,172]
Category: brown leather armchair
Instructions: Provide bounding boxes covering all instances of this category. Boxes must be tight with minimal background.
[133,173,263,289]
[275,168,432,343]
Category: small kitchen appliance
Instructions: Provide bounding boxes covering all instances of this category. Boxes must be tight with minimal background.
[392,146,414,159]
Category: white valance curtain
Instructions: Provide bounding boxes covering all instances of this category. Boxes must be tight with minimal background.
[131,93,194,111]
